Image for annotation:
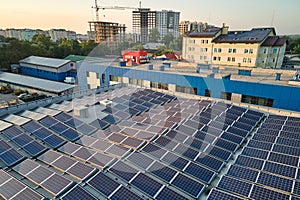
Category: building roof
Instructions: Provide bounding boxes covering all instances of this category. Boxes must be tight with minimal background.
[186,28,221,38]
[261,36,287,47]
[212,28,275,43]
[0,72,75,93]
[64,55,87,62]
[20,56,72,68]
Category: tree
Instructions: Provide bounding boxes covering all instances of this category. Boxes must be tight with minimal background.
[149,28,160,43]
[131,44,144,51]
[162,34,174,48]
[294,45,300,54]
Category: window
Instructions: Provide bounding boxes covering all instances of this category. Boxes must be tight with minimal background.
[200,56,203,60]
[232,57,236,62]
[248,58,252,63]
[204,48,208,52]
[273,58,276,63]
[249,49,253,54]
[221,92,232,100]
[96,73,100,79]
[244,49,249,53]
[204,56,207,60]
[241,95,274,107]
[263,49,267,54]
[218,57,221,61]
[273,48,278,54]
[102,73,106,84]
[201,40,205,43]
[227,57,231,62]
[243,58,247,63]
[213,56,217,61]
[214,48,217,53]
[151,82,168,90]
[233,49,237,53]
[176,85,197,95]
[228,48,232,53]
[218,48,222,53]
[205,89,211,97]
[86,72,90,77]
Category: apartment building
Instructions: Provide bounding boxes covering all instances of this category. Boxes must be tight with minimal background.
[132,8,180,43]
[179,21,212,35]
[182,24,287,68]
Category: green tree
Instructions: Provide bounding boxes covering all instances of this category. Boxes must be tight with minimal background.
[149,28,160,43]
[162,34,174,48]
[294,44,300,54]
[131,44,144,51]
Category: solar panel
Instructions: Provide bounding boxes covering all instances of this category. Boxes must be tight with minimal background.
[293,181,300,195]
[155,136,178,150]
[39,116,57,127]
[65,118,84,129]
[127,152,154,169]
[76,123,97,135]
[66,162,95,181]
[162,152,189,170]
[148,161,177,182]
[276,137,300,148]
[257,172,293,193]
[173,144,200,160]
[89,119,109,129]
[155,186,189,200]
[227,165,259,182]
[87,152,114,169]
[207,189,244,200]
[62,185,97,200]
[106,144,129,158]
[214,138,238,152]
[257,127,280,136]
[27,166,53,184]
[109,160,138,182]
[0,139,24,166]
[194,130,216,143]
[263,161,296,178]
[142,143,167,159]
[110,186,143,200]
[195,154,224,172]
[235,155,264,170]
[60,128,80,141]
[217,176,252,197]
[184,137,209,151]
[23,142,46,157]
[12,133,33,146]
[226,126,248,138]
[121,137,144,149]
[220,132,243,144]
[130,173,163,197]
[268,152,299,167]
[2,126,23,139]
[232,121,253,132]
[41,173,73,197]
[185,162,215,183]
[12,187,44,200]
[241,147,269,160]
[171,173,205,198]
[272,143,300,156]
[201,125,223,137]
[88,172,120,197]
[54,112,73,122]
[247,140,273,151]
[252,133,277,143]
[250,185,289,200]
[205,146,231,161]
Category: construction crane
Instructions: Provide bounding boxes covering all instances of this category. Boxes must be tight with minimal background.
[92,0,140,21]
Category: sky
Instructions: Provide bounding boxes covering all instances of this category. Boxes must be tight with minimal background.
[0,0,299,35]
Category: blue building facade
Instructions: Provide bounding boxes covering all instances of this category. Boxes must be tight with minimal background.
[78,65,300,112]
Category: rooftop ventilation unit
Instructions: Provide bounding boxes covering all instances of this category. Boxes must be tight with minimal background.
[73,106,89,118]
[100,99,112,107]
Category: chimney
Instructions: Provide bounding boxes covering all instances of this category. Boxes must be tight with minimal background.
[221,23,229,35]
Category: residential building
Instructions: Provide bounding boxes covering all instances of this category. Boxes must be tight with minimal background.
[0,29,5,37]
[179,21,212,35]
[48,29,77,41]
[156,10,180,39]
[182,24,287,68]
[5,29,21,40]
[21,29,37,41]
[132,8,157,43]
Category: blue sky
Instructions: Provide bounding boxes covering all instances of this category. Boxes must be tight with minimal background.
[0,0,299,35]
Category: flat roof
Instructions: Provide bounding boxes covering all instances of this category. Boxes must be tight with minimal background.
[0,72,75,93]
[20,56,72,68]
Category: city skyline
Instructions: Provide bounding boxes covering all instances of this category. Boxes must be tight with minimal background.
[0,0,299,35]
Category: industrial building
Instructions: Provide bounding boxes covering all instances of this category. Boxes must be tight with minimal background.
[132,8,180,43]
[19,56,76,82]
[182,25,287,68]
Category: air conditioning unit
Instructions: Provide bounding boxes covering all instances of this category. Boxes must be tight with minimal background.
[99,99,112,107]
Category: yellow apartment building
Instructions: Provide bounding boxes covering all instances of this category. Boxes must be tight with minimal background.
[182,25,287,68]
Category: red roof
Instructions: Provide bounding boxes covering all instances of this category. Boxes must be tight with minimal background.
[122,50,148,56]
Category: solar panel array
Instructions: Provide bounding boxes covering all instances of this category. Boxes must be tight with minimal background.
[0,86,299,199]
[207,114,300,199]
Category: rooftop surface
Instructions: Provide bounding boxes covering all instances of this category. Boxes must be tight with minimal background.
[0,86,300,199]
[0,72,75,93]
[20,56,72,68]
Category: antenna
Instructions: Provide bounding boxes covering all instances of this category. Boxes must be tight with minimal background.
[270,10,275,26]
[139,1,142,9]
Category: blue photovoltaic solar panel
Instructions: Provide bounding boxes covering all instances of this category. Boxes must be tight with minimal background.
[194,130,216,143]
[173,144,199,160]
[61,128,80,141]
[227,126,248,138]
[241,147,269,160]
[102,114,121,124]
[235,155,264,170]
[247,140,273,151]
[220,132,243,144]
[293,181,300,195]
[110,186,143,200]
[0,148,24,167]
[54,112,73,122]
[155,187,189,200]
[51,123,69,134]
[268,152,299,167]
[257,172,293,193]
[184,162,215,183]
[250,185,289,200]
[227,165,259,182]
[32,127,52,139]
[195,154,224,172]
[263,161,296,178]
[205,146,231,161]
[252,134,277,143]
[88,172,120,197]
[127,152,154,169]
[161,152,189,170]
[39,116,58,127]
[2,126,23,139]
[272,144,300,157]
[62,185,97,200]
[148,161,177,182]
[217,176,252,197]
[22,142,46,157]
[184,137,209,151]
[276,137,300,148]
[214,138,238,152]
[22,121,41,133]
[131,173,163,197]
[257,127,279,136]
[232,121,253,132]
[109,160,138,182]
[207,189,244,200]
[89,119,109,129]
[171,173,205,198]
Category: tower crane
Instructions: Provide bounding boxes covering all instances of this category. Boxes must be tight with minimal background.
[92,0,140,21]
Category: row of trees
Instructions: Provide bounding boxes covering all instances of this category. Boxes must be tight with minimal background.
[0,30,183,70]
[285,36,300,54]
